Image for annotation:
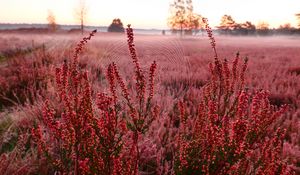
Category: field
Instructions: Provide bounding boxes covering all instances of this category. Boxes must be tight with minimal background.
[0,30,299,174]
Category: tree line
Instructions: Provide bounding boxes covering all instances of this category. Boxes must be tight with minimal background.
[46,0,300,36]
[168,0,300,36]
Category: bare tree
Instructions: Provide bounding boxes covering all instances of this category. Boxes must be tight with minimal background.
[75,0,87,34]
[296,13,300,28]
[47,10,57,32]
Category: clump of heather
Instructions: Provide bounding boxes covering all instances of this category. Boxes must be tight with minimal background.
[31,30,129,174]
[174,18,292,174]
[31,26,159,174]
[0,49,53,109]
[106,24,159,174]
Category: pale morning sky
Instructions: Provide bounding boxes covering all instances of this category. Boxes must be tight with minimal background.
[0,0,299,29]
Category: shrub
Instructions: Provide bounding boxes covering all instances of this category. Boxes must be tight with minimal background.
[174,18,292,175]
[32,29,129,174]
[31,25,158,174]
[0,47,52,109]
[108,18,125,33]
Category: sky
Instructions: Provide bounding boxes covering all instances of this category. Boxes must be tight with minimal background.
[0,0,299,29]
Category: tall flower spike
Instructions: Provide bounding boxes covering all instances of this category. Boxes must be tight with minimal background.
[107,64,117,104]
[239,57,248,91]
[126,24,146,102]
[73,29,97,70]
[111,63,131,105]
[148,61,157,100]
[202,18,222,80]
[126,24,141,72]
[223,58,230,93]
[202,18,217,60]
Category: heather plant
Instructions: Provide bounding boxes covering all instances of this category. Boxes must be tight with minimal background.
[0,46,53,109]
[0,99,44,174]
[0,44,44,58]
[31,30,129,174]
[0,132,35,174]
[106,24,159,174]
[174,18,292,174]
[31,25,159,174]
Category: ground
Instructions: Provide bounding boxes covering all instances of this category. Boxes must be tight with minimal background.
[0,32,299,173]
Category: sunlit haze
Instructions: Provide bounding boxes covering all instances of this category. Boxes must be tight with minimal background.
[0,0,299,29]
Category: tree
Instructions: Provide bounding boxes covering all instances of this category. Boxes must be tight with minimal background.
[75,0,87,34]
[217,15,238,34]
[296,13,300,28]
[257,21,269,30]
[240,21,256,30]
[238,21,256,35]
[168,0,187,35]
[257,21,270,35]
[168,0,203,36]
[279,23,292,29]
[278,23,296,35]
[47,10,57,32]
[107,18,125,33]
[186,13,203,35]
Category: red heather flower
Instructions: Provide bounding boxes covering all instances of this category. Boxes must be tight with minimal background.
[148,61,157,100]
[178,138,189,170]
[239,57,248,91]
[203,17,222,78]
[79,158,90,174]
[97,93,113,111]
[111,62,131,104]
[126,24,146,103]
[107,64,117,104]
[223,59,230,93]
[73,29,97,65]
[231,119,248,154]
[178,101,186,125]
[231,53,239,85]
[31,126,48,156]
[113,157,122,175]
[202,18,217,56]
[237,90,250,118]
